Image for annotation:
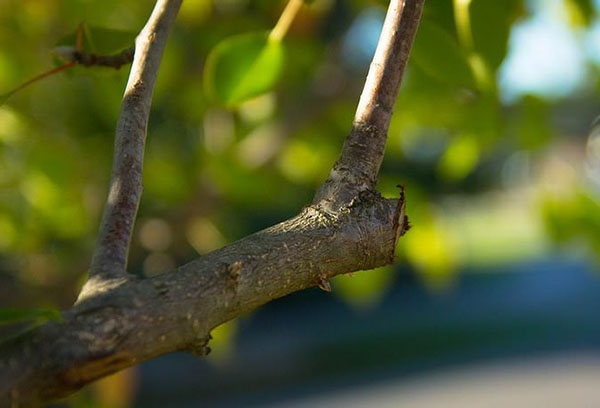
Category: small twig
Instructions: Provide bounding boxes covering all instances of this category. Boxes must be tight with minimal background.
[87,0,182,283]
[74,47,135,69]
[269,0,303,42]
[314,0,425,209]
[0,62,76,101]
[0,48,134,104]
[55,46,135,69]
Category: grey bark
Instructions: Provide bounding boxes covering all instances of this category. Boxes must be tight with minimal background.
[314,0,424,210]
[89,0,182,280]
[0,0,424,406]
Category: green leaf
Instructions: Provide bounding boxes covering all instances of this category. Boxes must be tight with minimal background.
[0,308,62,325]
[57,24,136,55]
[565,0,595,26]
[516,95,552,149]
[411,20,476,88]
[470,0,524,70]
[437,134,480,181]
[333,267,395,309]
[203,31,285,108]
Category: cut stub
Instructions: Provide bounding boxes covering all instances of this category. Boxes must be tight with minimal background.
[393,184,410,245]
[317,186,409,276]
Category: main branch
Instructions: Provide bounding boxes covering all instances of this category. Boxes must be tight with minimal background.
[0,0,424,406]
[1,193,405,407]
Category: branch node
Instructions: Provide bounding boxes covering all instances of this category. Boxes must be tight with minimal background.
[227,261,243,285]
[317,275,332,292]
[186,335,212,357]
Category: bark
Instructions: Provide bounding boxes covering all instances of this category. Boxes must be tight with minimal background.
[71,47,135,69]
[0,0,424,406]
[1,193,405,407]
[89,0,182,280]
[314,0,424,210]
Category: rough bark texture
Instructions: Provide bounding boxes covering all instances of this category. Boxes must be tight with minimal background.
[0,193,405,407]
[0,0,424,406]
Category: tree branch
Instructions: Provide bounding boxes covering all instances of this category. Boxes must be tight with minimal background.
[88,0,182,281]
[1,193,405,407]
[1,48,134,104]
[314,0,424,210]
[54,46,135,69]
[0,0,424,406]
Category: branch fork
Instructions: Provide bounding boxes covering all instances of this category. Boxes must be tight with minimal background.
[0,0,424,406]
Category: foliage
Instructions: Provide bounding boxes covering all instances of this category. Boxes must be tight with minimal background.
[0,307,61,325]
[204,31,285,107]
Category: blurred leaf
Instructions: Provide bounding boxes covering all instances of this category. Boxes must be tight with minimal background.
[0,308,61,325]
[0,215,16,250]
[277,136,335,185]
[403,218,458,290]
[470,0,523,70]
[204,31,285,108]
[460,91,502,145]
[57,24,136,55]
[333,267,394,309]
[565,0,595,27]
[516,95,552,149]
[437,134,479,180]
[542,191,600,253]
[0,92,11,107]
[208,319,238,363]
[179,0,212,27]
[91,367,138,408]
[411,20,476,88]
[420,0,457,35]
[144,155,191,204]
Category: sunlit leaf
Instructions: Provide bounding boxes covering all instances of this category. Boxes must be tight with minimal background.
[542,190,600,252]
[437,135,479,180]
[411,20,476,88]
[565,0,595,27]
[204,31,285,108]
[208,319,238,363]
[277,137,334,185]
[0,308,61,325]
[403,218,458,291]
[333,267,395,309]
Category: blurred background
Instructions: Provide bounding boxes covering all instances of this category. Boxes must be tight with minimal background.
[1,0,600,406]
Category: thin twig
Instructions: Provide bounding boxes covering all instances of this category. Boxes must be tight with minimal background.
[314,0,425,209]
[1,62,75,100]
[55,46,135,69]
[1,48,134,104]
[269,0,303,42]
[87,0,182,281]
